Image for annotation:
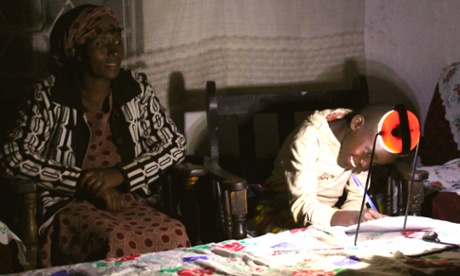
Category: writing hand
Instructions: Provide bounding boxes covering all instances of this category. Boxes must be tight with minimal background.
[362,208,387,221]
[331,209,386,226]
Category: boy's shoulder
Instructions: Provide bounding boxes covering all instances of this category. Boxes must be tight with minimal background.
[317,108,353,122]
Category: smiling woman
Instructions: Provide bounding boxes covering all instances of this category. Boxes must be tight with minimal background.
[0,5,190,268]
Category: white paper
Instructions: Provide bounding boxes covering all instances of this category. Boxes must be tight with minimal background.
[341,216,437,233]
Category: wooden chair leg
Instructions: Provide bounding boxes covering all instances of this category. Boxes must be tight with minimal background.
[11,180,38,271]
[179,176,202,245]
[19,190,38,271]
[230,189,247,239]
[386,160,428,216]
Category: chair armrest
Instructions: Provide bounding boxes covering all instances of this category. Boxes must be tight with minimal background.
[386,160,428,216]
[168,161,206,245]
[204,157,247,191]
[204,157,247,240]
[173,161,207,191]
[173,162,207,178]
[10,179,37,194]
[387,160,428,181]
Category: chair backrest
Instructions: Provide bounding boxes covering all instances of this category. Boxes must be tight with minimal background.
[205,75,369,184]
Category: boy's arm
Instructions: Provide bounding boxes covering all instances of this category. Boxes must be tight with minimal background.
[332,172,383,226]
[287,134,339,227]
[340,172,368,210]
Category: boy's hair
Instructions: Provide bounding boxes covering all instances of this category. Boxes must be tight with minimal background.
[344,103,394,132]
[358,103,395,133]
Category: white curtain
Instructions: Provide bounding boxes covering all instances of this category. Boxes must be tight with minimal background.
[19,0,365,109]
[124,0,366,107]
[11,0,365,154]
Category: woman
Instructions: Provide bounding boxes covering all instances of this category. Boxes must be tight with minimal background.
[0,5,190,267]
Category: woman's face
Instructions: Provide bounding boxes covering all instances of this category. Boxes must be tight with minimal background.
[79,30,124,80]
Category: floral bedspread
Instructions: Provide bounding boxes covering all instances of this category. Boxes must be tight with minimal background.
[420,158,460,195]
[0,221,26,268]
[438,62,460,150]
[14,216,460,276]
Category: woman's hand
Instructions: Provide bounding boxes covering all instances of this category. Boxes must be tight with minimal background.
[80,167,124,195]
[95,187,127,212]
[331,209,386,226]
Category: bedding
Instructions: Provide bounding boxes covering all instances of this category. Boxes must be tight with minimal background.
[420,158,460,195]
[416,61,460,225]
[13,216,460,276]
[0,221,26,269]
[419,158,460,223]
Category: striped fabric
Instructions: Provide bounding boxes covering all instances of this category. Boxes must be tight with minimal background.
[0,69,186,232]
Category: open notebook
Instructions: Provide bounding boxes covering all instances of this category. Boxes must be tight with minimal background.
[338,216,460,257]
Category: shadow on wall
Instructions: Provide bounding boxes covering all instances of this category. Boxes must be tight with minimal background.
[167,59,377,156]
[167,72,207,156]
[365,59,420,118]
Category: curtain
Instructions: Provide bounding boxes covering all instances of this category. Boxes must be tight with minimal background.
[124,0,365,107]
[3,0,365,109]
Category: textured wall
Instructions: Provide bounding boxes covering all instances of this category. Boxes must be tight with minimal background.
[365,0,460,128]
[126,0,366,108]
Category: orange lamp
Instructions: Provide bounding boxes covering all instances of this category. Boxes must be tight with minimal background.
[377,105,421,155]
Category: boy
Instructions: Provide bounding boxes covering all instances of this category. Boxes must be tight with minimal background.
[257,104,400,233]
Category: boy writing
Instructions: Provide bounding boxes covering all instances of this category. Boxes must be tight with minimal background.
[257,104,401,233]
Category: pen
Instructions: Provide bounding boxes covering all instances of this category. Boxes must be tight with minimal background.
[351,174,379,211]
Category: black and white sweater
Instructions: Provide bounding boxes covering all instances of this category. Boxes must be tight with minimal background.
[0,68,186,233]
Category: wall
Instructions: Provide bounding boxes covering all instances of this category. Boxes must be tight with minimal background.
[365,0,460,128]
[134,0,366,154]
[4,1,457,150]
[132,0,365,108]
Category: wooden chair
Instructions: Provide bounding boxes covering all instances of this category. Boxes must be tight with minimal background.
[3,162,206,271]
[201,75,372,242]
[385,160,428,216]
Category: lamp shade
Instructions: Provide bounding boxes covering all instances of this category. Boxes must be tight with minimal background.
[377,109,420,154]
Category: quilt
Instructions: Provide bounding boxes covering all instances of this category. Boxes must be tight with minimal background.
[12,216,460,276]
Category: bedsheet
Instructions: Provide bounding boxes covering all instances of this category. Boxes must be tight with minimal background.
[438,62,460,150]
[13,216,460,276]
[420,158,460,195]
[0,221,26,268]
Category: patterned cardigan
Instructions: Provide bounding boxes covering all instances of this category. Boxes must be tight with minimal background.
[0,68,186,232]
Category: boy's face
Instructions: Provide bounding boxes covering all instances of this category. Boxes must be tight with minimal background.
[337,115,398,173]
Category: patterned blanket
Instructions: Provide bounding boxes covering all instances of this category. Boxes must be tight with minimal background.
[438,62,460,150]
[421,158,460,195]
[14,216,460,276]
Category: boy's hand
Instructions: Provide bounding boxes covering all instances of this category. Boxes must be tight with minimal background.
[331,209,386,226]
[95,187,127,212]
[362,208,387,221]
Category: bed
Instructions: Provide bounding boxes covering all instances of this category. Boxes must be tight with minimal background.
[9,216,460,276]
[418,62,460,223]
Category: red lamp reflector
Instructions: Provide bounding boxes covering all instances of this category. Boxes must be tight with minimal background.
[377,110,421,154]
